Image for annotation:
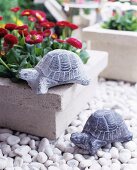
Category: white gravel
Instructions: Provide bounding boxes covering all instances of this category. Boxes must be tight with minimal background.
[1,79,137,169]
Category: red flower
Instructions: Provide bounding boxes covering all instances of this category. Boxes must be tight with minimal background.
[10,6,20,13]
[28,16,36,22]
[67,23,78,30]
[21,9,33,16]
[4,34,18,49]
[55,39,65,43]
[0,28,8,38]
[30,30,37,35]
[43,29,51,37]
[5,23,17,31]
[66,38,82,49]
[33,10,46,22]
[16,24,28,30]
[56,21,78,30]
[25,34,43,44]
[41,21,55,29]
[18,29,29,37]
[56,21,70,27]
[51,33,58,39]
[0,16,3,21]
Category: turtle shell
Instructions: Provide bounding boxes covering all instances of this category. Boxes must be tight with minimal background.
[83,110,130,142]
[35,49,86,82]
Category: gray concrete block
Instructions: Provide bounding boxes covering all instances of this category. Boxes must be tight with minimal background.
[83,24,137,82]
[0,50,108,139]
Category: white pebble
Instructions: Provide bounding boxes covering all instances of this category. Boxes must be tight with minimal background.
[1,144,11,155]
[37,152,48,163]
[9,151,17,157]
[7,136,20,146]
[96,150,105,157]
[74,154,85,162]
[14,157,23,167]
[38,138,49,152]
[7,157,13,167]
[29,150,38,157]
[90,162,101,170]
[55,141,66,152]
[123,141,137,152]
[0,133,12,142]
[20,137,30,145]
[80,159,92,168]
[29,140,36,150]
[119,149,131,163]
[22,154,32,163]
[98,158,108,166]
[29,162,46,170]
[14,146,31,156]
[113,142,123,150]
[44,146,53,157]
[0,157,7,169]
[44,160,54,167]
[67,159,79,167]
[49,154,61,162]
[110,147,119,159]
[53,148,62,155]
[63,153,73,161]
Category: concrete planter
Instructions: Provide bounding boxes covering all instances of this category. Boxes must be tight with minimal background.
[0,50,108,139]
[83,24,137,82]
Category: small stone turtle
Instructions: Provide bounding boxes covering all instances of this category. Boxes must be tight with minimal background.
[70,110,133,155]
[19,49,90,94]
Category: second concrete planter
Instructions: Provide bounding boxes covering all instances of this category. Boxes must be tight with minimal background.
[0,50,108,139]
[83,24,137,82]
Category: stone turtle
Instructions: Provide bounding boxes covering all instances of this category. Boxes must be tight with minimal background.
[71,110,133,155]
[19,49,90,94]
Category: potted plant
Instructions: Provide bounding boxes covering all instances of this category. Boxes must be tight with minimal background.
[83,9,137,82]
[0,7,108,139]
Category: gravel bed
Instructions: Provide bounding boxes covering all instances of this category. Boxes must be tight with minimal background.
[0,79,137,170]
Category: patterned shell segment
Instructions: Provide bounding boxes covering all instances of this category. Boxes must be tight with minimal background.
[35,49,84,82]
[83,110,128,141]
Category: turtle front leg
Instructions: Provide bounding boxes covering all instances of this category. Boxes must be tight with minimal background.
[89,139,107,156]
[37,77,49,94]
[37,77,58,94]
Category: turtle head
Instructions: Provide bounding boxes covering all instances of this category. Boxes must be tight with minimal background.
[19,68,39,81]
[70,132,89,149]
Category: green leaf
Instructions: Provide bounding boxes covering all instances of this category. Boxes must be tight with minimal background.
[79,50,90,64]
[0,65,10,77]
[35,48,43,56]
[44,47,52,55]
[51,42,61,49]
[6,49,19,64]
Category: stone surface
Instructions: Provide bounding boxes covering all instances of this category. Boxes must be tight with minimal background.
[83,24,137,82]
[0,50,108,139]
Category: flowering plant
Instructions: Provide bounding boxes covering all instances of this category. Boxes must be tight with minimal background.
[0,7,89,81]
[102,10,137,31]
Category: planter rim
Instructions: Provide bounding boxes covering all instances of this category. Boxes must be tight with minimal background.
[83,23,137,37]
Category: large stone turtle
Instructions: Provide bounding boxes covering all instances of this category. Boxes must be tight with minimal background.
[19,49,90,94]
[71,110,133,155]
